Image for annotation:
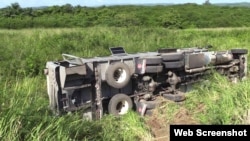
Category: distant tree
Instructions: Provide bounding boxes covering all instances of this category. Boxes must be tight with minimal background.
[62,4,73,13]
[2,7,12,17]
[22,8,34,17]
[11,3,21,10]
[158,9,182,28]
[4,3,23,17]
[50,5,61,14]
[1,4,250,29]
[74,5,82,13]
[203,0,211,5]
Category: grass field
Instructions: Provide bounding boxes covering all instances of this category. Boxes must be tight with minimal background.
[0,27,250,141]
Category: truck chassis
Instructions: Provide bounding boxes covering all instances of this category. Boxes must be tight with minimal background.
[45,47,248,120]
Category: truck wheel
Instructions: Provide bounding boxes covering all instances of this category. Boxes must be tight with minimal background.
[108,94,133,116]
[106,62,131,88]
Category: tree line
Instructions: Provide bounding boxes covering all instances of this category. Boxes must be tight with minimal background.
[1,2,250,29]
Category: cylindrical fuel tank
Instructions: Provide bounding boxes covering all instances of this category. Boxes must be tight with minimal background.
[204,52,233,65]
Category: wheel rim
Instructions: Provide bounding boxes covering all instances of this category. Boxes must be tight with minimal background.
[113,68,127,83]
[116,100,129,115]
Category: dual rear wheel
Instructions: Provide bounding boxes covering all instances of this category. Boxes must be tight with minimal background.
[108,93,133,116]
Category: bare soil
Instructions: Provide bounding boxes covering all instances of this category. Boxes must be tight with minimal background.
[143,98,201,141]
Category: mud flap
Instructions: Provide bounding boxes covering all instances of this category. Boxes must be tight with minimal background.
[135,100,162,116]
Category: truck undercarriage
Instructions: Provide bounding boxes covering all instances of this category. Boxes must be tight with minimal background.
[44,47,248,120]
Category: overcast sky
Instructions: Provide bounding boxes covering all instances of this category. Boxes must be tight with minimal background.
[0,0,248,8]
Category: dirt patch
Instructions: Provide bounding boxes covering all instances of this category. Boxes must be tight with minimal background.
[172,107,198,125]
[144,99,200,141]
[146,115,169,141]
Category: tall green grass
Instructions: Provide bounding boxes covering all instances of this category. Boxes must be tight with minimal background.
[185,73,250,124]
[1,27,249,77]
[0,27,250,140]
[0,77,151,141]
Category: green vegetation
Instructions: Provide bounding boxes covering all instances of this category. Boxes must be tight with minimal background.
[1,3,250,29]
[186,73,250,124]
[0,27,250,140]
[0,76,150,140]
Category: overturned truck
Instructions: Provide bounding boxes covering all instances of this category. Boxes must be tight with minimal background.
[45,47,248,119]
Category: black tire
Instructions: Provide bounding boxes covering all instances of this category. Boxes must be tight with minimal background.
[145,65,163,73]
[106,62,131,88]
[108,94,133,116]
[162,93,186,102]
[163,61,184,69]
[161,53,184,61]
[144,56,162,65]
[231,49,248,54]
